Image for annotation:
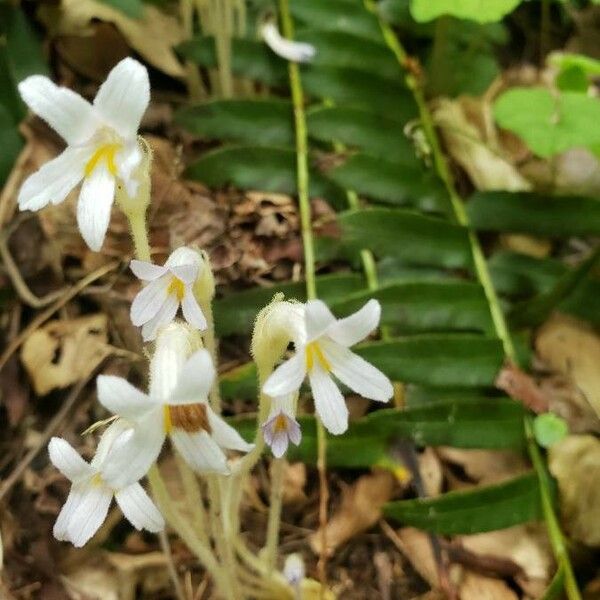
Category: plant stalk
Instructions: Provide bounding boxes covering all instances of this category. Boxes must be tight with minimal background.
[366,4,581,599]
[279,0,328,588]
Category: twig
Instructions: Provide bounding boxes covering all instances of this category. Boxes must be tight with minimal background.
[0,261,120,371]
[0,368,98,502]
[159,530,187,600]
[0,216,68,308]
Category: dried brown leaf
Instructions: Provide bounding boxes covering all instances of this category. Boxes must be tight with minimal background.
[20,314,110,395]
[536,315,600,420]
[549,434,600,546]
[310,470,396,555]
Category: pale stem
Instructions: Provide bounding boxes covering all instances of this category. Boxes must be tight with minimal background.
[264,457,286,572]
[147,465,232,598]
[127,210,152,263]
[278,0,329,587]
[198,294,222,412]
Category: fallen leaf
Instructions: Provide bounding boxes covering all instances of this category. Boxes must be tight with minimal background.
[38,0,185,78]
[458,524,553,583]
[61,563,119,600]
[458,571,518,600]
[20,314,110,395]
[310,469,396,555]
[437,448,528,487]
[280,461,307,505]
[549,434,600,546]
[433,97,532,193]
[499,234,552,259]
[536,314,600,420]
[394,527,439,589]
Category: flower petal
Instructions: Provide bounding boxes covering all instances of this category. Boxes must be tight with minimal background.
[141,294,179,341]
[101,414,165,488]
[93,58,150,139]
[308,363,348,435]
[53,487,79,542]
[207,408,254,452]
[169,264,199,285]
[181,292,207,331]
[48,437,93,482]
[66,481,113,547]
[115,482,164,532]
[304,300,336,342]
[270,432,289,458]
[116,140,142,192]
[130,275,171,326]
[96,375,154,419]
[18,75,99,145]
[130,260,167,282]
[327,299,381,347]
[262,352,307,397]
[261,22,317,63]
[77,163,116,251]
[17,146,90,211]
[168,348,214,405]
[321,341,393,403]
[170,429,229,474]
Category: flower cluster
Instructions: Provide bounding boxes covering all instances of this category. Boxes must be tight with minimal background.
[17,57,393,550]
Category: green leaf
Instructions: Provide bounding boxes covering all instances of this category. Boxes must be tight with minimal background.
[96,0,144,18]
[489,251,600,327]
[467,191,600,237]
[231,397,526,466]
[302,65,414,117]
[494,88,600,157]
[357,335,504,386]
[410,0,522,23]
[325,208,474,271]
[213,273,364,337]
[508,245,600,328]
[533,414,568,449]
[306,105,417,164]
[177,37,287,87]
[325,153,449,214]
[0,102,22,184]
[331,281,494,334]
[220,335,504,399]
[290,0,383,41]
[296,30,399,79]
[175,99,294,146]
[186,145,345,206]
[384,472,542,534]
[540,566,565,600]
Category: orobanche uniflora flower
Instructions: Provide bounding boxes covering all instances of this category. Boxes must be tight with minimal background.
[96,327,253,485]
[261,394,301,458]
[262,299,393,435]
[48,424,163,547]
[261,21,316,63]
[17,58,150,251]
[130,247,207,341]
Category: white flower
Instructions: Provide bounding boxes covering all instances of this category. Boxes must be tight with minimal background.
[261,22,316,63]
[130,247,207,341]
[96,339,253,486]
[283,553,305,587]
[262,299,393,435]
[261,394,301,458]
[17,58,150,251]
[48,425,164,547]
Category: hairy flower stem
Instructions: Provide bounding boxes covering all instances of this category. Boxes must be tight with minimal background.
[264,457,286,572]
[366,4,581,599]
[279,0,329,587]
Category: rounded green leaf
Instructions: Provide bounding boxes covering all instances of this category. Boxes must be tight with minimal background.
[410,0,521,23]
[533,413,568,448]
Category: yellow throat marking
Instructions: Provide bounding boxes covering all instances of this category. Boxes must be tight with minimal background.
[85,143,120,177]
[163,405,173,434]
[167,277,186,301]
[91,473,104,487]
[305,342,331,372]
[273,413,288,433]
